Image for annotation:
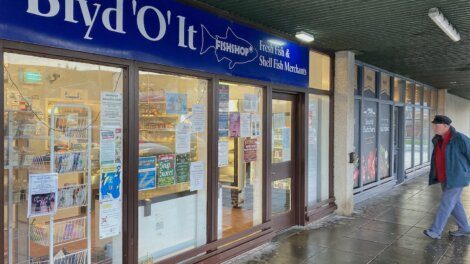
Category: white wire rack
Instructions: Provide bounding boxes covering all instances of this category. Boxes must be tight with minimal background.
[30,217,87,247]
[29,249,88,264]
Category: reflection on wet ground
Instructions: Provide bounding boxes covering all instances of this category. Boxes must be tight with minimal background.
[224,175,470,264]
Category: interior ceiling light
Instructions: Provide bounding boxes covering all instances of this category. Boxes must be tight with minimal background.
[295,31,314,43]
[428,8,461,42]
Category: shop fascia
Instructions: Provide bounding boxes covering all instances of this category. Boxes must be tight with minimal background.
[25,0,307,77]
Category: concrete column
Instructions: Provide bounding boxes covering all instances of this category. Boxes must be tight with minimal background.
[333,51,355,215]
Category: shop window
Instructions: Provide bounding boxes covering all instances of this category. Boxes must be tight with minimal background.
[423,87,431,107]
[415,85,422,105]
[423,109,430,163]
[309,51,330,90]
[3,53,124,263]
[307,95,330,203]
[405,82,414,104]
[354,65,359,95]
[361,101,378,185]
[380,73,391,100]
[404,107,414,169]
[217,82,263,238]
[353,100,361,188]
[431,89,438,109]
[414,108,422,166]
[363,67,376,98]
[393,78,404,103]
[137,71,208,262]
[379,105,391,179]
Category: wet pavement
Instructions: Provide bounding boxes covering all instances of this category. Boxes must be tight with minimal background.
[224,175,470,264]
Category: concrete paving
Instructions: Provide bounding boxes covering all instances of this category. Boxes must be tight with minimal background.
[225,175,470,264]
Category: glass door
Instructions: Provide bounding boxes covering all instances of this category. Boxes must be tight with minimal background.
[271,93,297,231]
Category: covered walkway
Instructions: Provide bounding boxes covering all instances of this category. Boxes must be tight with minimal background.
[225,174,470,264]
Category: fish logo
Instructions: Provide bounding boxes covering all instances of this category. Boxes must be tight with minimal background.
[200,25,258,69]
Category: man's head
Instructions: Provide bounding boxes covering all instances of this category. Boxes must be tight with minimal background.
[432,115,452,136]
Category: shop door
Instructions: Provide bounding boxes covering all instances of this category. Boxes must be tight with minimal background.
[271,92,298,231]
[393,106,405,183]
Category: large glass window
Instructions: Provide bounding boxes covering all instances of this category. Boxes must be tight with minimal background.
[307,95,330,203]
[363,67,376,98]
[415,85,422,105]
[309,51,331,90]
[4,53,124,263]
[423,109,430,163]
[217,82,263,238]
[138,72,208,262]
[353,101,360,188]
[380,73,391,100]
[405,82,414,104]
[393,78,404,103]
[361,101,378,185]
[405,107,414,169]
[354,65,359,95]
[379,105,391,179]
[414,108,422,166]
[423,87,431,107]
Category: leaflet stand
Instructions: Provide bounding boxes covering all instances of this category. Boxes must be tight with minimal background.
[47,104,92,264]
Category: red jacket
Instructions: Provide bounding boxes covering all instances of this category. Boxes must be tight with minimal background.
[435,130,452,183]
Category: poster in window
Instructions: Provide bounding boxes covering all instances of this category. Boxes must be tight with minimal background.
[251,114,261,137]
[240,113,251,137]
[175,153,191,183]
[191,104,205,133]
[158,154,176,187]
[138,156,157,191]
[165,93,187,114]
[363,68,376,97]
[190,161,204,191]
[243,138,257,162]
[101,92,123,128]
[219,85,229,112]
[218,112,229,137]
[361,102,377,184]
[243,94,259,112]
[282,127,291,161]
[379,106,391,179]
[27,173,58,218]
[229,112,240,137]
[100,164,122,201]
[175,123,191,154]
[218,140,229,167]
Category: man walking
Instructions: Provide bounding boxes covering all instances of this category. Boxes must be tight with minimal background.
[424,115,470,239]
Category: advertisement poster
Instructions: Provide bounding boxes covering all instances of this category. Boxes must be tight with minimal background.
[28,173,58,218]
[218,140,229,167]
[243,94,259,112]
[219,85,230,112]
[190,161,204,191]
[176,153,191,183]
[243,138,257,162]
[251,114,261,137]
[191,104,205,133]
[99,199,121,239]
[273,113,286,129]
[282,128,291,162]
[229,112,240,137]
[362,103,378,184]
[166,93,188,114]
[240,113,251,137]
[100,164,122,202]
[175,123,191,154]
[100,129,116,165]
[138,156,157,191]
[218,112,229,137]
[101,92,123,128]
[158,154,176,187]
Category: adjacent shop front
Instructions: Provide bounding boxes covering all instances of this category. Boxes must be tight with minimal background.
[1,1,333,263]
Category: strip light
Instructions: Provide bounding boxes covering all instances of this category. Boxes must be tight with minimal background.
[295,31,314,43]
[428,8,461,42]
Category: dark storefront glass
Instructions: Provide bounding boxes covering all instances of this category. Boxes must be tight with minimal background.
[353,101,361,188]
[394,78,404,103]
[361,101,378,185]
[354,65,359,95]
[423,109,430,163]
[423,87,431,107]
[415,85,422,105]
[363,67,376,98]
[406,82,414,104]
[379,105,391,179]
[380,73,391,100]
[414,108,422,166]
[405,106,413,169]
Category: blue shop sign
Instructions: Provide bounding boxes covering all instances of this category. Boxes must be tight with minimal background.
[0,0,309,87]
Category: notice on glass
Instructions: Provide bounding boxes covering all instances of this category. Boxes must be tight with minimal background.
[219,85,229,112]
[243,138,257,162]
[166,92,188,114]
[138,156,157,191]
[176,123,191,154]
[99,164,122,202]
[229,112,240,137]
[190,161,204,191]
[240,113,251,137]
[176,153,190,183]
[28,173,58,218]
[273,113,285,129]
[251,114,261,137]
[158,154,176,187]
[243,94,259,112]
[282,128,291,161]
[101,92,122,128]
[218,112,229,137]
[100,129,116,165]
[99,199,121,239]
[191,104,205,133]
[218,140,229,167]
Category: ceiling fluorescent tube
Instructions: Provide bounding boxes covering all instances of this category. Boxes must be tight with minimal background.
[428,8,461,42]
[295,31,314,42]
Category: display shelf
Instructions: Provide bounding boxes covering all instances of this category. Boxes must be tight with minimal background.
[30,249,88,264]
[30,217,87,247]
